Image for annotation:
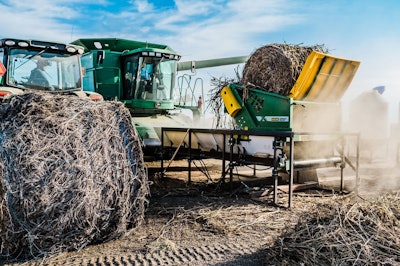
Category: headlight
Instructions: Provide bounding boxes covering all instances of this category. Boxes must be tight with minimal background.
[5,40,16,46]
[66,46,77,53]
[18,41,29,47]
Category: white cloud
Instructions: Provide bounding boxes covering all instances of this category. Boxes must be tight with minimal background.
[129,0,306,59]
[174,0,221,16]
[226,0,287,15]
[3,0,82,19]
[0,0,86,41]
[133,0,154,13]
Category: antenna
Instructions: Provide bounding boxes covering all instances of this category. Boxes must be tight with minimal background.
[70,26,74,42]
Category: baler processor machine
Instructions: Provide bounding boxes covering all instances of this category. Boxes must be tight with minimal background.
[161,50,361,206]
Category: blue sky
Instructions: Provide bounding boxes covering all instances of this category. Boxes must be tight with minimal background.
[1,0,400,120]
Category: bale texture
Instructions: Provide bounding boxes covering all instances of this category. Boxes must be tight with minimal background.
[0,92,149,260]
[241,43,326,95]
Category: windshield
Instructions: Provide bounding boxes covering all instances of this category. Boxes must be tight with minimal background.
[6,48,82,91]
[122,55,176,101]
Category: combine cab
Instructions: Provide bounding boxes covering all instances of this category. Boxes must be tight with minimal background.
[0,38,102,100]
[72,38,180,110]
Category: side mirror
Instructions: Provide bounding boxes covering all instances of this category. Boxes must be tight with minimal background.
[96,50,105,64]
[0,62,5,77]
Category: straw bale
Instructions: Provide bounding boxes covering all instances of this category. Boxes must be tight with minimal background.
[0,92,149,260]
[241,43,326,95]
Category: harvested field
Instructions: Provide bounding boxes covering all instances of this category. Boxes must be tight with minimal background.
[3,158,400,266]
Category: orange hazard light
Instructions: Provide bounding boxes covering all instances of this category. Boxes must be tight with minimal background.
[0,62,6,76]
[89,94,103,101]
[0,91,11,97]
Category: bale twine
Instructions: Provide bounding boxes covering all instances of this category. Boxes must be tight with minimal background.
[241,43,326,96]
[0,92,149,260]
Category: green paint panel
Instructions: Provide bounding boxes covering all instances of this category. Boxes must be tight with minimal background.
[124,99,175,110]
[72,38,178,55]
[229,84,292,131]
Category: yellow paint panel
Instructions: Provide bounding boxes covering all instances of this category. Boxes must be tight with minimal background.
[221,86,242,117]
[290,52,325,100]
[290,51,360,102]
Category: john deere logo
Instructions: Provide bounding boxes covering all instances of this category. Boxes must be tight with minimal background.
[265,116,289,122]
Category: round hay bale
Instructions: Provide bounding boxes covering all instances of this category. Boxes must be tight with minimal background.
[241,43,326,95]
[0,92,149,260]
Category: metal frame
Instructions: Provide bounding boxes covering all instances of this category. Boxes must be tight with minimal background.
[161,127,294,207]
[160,127,360,208]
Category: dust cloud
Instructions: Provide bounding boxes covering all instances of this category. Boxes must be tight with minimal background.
[292,100,343,161]
[290,88,400,193]
[343,88,400,192]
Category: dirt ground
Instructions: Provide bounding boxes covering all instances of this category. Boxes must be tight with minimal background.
[3,157,400,266]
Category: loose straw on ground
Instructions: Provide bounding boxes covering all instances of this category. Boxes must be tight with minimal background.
[265,193,400,265]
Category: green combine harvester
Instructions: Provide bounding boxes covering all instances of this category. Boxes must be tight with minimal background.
[72,38,247,155]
